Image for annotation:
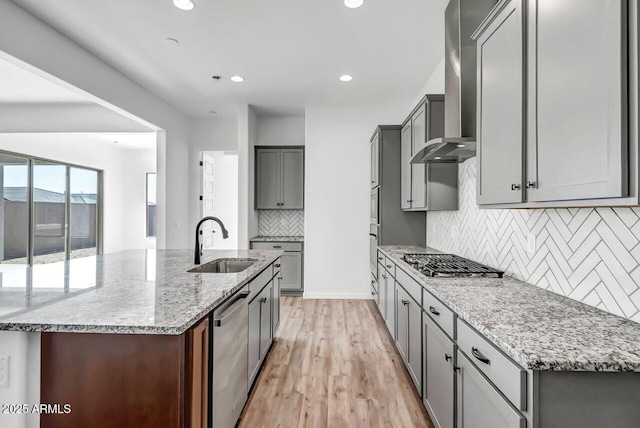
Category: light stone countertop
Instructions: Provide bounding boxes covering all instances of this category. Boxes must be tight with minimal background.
[379,245,640,372]
[0,249,282,335]
[250,236,304,242]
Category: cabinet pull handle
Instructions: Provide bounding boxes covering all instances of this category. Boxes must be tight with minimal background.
[378,257,384,260]
[260,297,267,304]
[386,264,392,269]
[454,366,460,372]
[278,276,283,280]
[471,347,490,365]
[382,275,387,279]
[511,183,521,191]
[429,306,440,316]
[526,181,537,189]
[275,263,281,268]
[273,245,282,249]
[402,299,409,306]
[445,354,452,362]
[371,280,375,285]
[371,291,376,296]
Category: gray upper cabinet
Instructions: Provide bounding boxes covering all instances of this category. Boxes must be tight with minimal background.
[474,0,630,207]
[371,132,380,189]
[475,0,525,205]
[401,122,413,210]
[401,95,458,211]
[256,149,281,209]
[526,0,628,202]
[255,147,304,209]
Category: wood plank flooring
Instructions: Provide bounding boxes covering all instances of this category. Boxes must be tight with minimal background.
[239,297,434,428]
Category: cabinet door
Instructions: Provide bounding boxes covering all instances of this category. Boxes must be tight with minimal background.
[272,274,281,335]
[256,149,281,209]
[248,297,261,387]
[371,132,380,188]
[401,122,413,210]
[411,104,428,209]
[395,286,409,364]
[377,264,386,320]
[476,0,525,205]
[281,148,304,209]
[188,317,209,428]
[280,252,302,292]
[259,283,273,359]
[385,278,395,340]
[407,296,422,394]
[526,0,627,202]
[424,315,454,428]
[456,351,525,428]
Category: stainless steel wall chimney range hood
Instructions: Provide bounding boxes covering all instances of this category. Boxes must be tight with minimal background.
[411,0,497,164]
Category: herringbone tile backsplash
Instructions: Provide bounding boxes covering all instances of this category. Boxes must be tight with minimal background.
[427,158,640,322]
[258,210,304,236]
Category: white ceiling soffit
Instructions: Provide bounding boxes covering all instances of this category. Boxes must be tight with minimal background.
[16,0,447,118]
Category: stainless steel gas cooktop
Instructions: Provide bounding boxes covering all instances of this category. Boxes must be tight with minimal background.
[403,253,504,278]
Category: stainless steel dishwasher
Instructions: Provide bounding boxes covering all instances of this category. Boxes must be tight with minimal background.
[210,286,249,428]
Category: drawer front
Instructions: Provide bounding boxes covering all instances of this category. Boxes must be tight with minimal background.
[384,256,396,278]
[250,241,302,252]
[248,265,273,302]
[370,274,379,303]
[423,289,455,340]
[457,320,526,411]
[377,250,385,265]
[395,266,422,306]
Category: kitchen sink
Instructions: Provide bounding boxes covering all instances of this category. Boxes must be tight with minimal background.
[188,258,257,274]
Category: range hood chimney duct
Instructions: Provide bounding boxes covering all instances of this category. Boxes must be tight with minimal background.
[412,0,497,164]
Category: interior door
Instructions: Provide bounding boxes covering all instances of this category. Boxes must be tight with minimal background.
[281,148,304,209]
[256,149,281,209]
[200,153,216,249]
[401,122,413,209]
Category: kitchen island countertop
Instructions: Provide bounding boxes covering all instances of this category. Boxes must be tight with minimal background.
[379,245,640,372]
[0,249,282,335]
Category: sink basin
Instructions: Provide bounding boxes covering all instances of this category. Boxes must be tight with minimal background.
[188,258,257,274]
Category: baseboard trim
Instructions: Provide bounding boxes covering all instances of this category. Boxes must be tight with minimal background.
[303,292,373,300]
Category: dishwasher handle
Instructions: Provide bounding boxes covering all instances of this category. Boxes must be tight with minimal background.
[214,292,249,327]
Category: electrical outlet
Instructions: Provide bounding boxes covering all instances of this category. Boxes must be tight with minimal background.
[526,233,536,256]
[0,355,9,388]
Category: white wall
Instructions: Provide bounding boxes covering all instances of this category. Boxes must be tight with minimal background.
[256,116,305,146]
[0,0,192,250]
[0,133,156,253]
[304,102,406,299]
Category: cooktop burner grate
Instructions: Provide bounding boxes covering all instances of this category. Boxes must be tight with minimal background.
[403,253,504,278]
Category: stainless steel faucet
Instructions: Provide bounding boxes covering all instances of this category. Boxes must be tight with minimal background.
[194,216,229,264]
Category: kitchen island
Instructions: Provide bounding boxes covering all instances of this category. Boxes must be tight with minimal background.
[0,249,282,428]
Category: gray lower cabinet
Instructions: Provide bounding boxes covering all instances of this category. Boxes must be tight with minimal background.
[255,147,304,209]
[423,314,455,428]
[475,0,525,205]
[396,284,422,393]
[385,276,395,340]
[456,350,525,428]
[259,282,273,358]
[247,294,262,387]
[272,272,281,335]
[250,241,303,293]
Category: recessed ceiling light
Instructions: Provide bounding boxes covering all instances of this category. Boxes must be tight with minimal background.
[230,75,245,83]
[173,0,195,11]
[457,144,466,148]
[164,37,179,45]
[339,74,353,82]
[344,0,364,8]
[435,156,442,160]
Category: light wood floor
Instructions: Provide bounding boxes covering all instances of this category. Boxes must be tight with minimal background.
[239,297,435,428]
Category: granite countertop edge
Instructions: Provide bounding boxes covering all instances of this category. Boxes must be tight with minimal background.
[378,245,640,373]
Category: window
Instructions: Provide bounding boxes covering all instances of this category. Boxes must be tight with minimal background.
[0,150,101,265]
[146,173,157,237]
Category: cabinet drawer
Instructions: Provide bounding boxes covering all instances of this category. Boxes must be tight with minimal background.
[395,267,422,306]
[250,242,302,252]
[384,257,396,278]
[457,320,526,411]
[423,289,455,340]
[370,273,379,295]
[248,265,273,302]
[377,250,385,265]
[273,258,281,276]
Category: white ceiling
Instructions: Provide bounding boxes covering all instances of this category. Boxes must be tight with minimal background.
[16,0,446,118]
